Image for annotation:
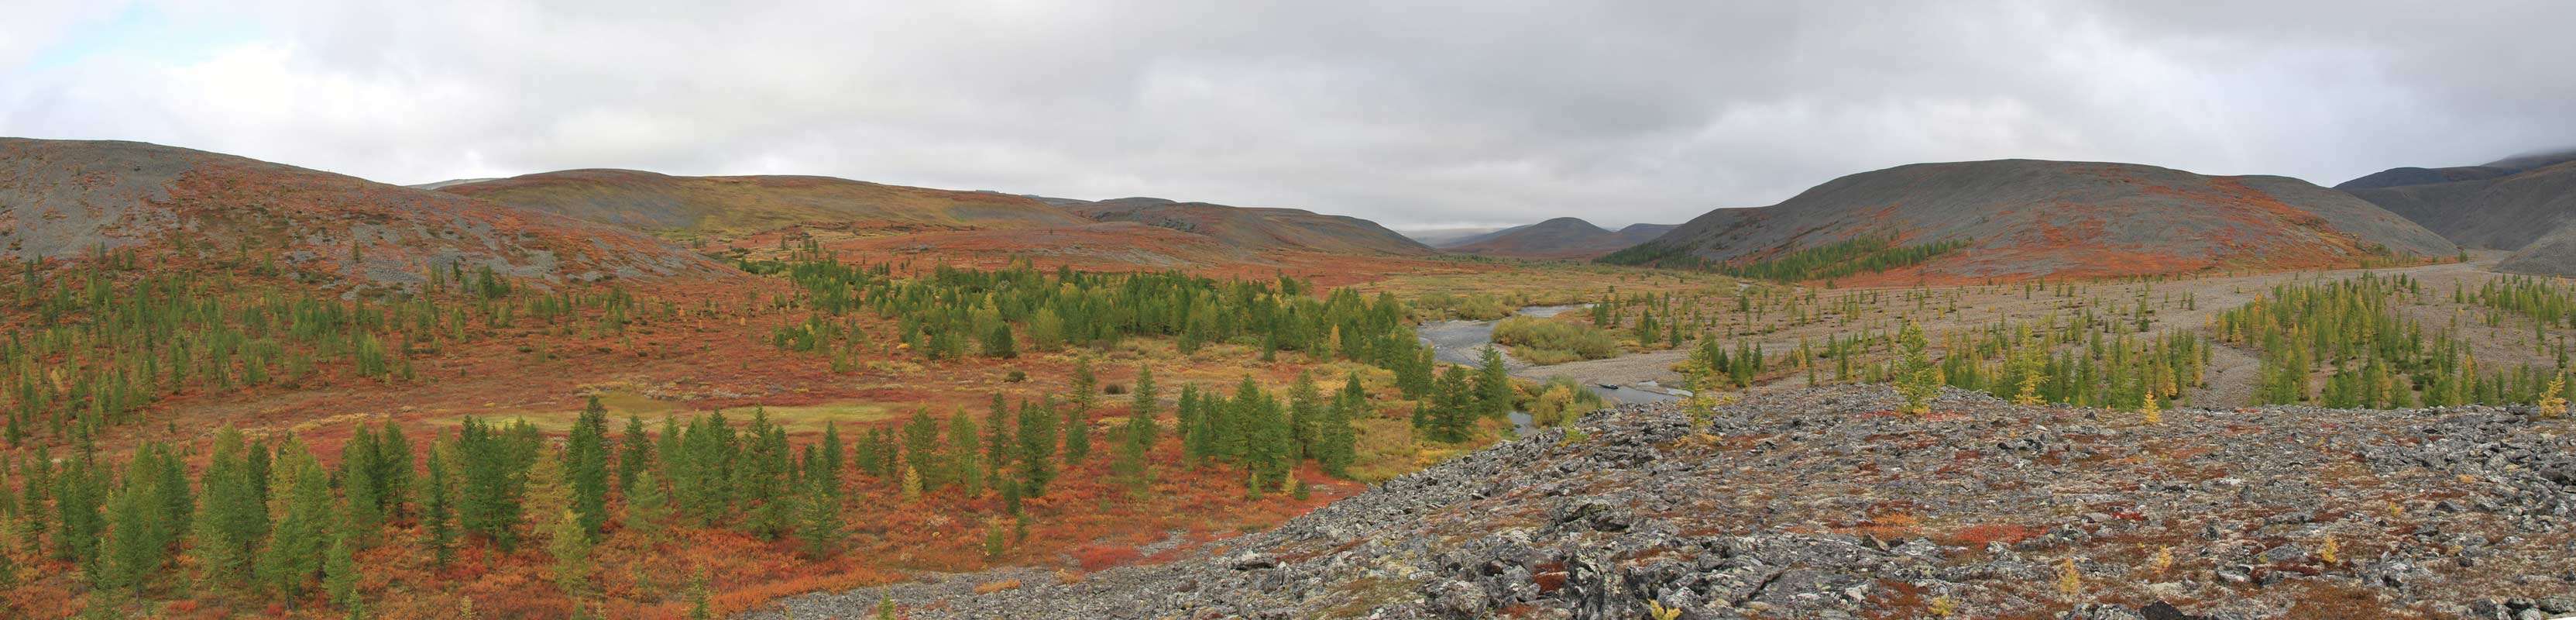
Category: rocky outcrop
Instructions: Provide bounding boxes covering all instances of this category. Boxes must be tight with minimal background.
[747,385,2576,619]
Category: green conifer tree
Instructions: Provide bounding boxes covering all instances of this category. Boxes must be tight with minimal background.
[618,414,654,498]
[1064,358,1096,464]
[948,410,984,496]
[623,469,672,542]
[1475,346,1513,419]
[548,508,592,596]
[324,530,362,611]
[422,440,457,567]
[568,396,613,539]
[1017,398,1060,496]
[792,477,841,559]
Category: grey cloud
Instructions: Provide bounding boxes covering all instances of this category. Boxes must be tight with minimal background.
[3,0,2571,229]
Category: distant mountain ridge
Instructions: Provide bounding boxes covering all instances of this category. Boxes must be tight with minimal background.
[1611,159,2457,281]
[439,170,1092,236]
[0,138,730,288]
[1441,217,1674,260]
[2337,147,2576,250]
[1055,197,1438,257]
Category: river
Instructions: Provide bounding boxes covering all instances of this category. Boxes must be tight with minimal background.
[1414,304,1681,434]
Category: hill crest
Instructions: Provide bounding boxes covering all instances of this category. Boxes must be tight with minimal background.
[0,138,731,288]
[1609,159,2455,281]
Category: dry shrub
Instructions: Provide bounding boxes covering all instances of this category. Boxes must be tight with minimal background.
[1072,543,1143,572]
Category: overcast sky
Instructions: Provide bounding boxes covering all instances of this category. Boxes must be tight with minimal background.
[5,1,2571,229]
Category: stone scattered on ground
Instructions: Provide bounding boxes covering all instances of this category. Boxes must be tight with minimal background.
[744,385,2576,619]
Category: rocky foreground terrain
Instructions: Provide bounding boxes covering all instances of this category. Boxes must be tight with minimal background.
[753,385,2576,619]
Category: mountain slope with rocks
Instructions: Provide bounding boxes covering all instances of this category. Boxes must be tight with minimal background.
[1607,160,2457,281]
[1444,218,1675,260]
[0,138,732,288]
[753,384,2576,620]
[1063,197,1439,257]
[2495,218,2576,277]
[2341,158,2576,250]
[438,169,1094,236]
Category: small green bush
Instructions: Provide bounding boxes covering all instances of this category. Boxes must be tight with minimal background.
[1492,316,1620,364]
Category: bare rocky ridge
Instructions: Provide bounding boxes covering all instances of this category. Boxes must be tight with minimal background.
[2495,219,2576,277]
[750,384,2576,620]
[2339,150,2576,250]
[1613,160,2458,280]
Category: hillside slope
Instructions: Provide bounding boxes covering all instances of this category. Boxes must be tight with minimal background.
[440,169,1092,236]
[1609,160,2455,281]
[2495,217,2576,277]
[2342,160,2576,250]
[0,138,729,288]
[1063,197,1438,257]
[1444,217,1674,260]
[757,385,2576,619]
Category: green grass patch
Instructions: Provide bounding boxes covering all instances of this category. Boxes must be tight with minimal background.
[1492,315,1622,365]
[425,392,902,434]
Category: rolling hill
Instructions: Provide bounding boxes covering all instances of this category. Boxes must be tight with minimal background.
[1440,217,1674,260]
[2338,150,2576,250]
[0,138,730,288]
[438,169,1093,237]
[1606,160,2457,281]
[1058,197,1439,257]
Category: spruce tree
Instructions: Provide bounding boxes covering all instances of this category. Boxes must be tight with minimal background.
[902,409,946,490]
[1317,373,1365,478]
[819,422,846,494]
[376,422,413,518]
[735,412,794,539]
[1177,385,1206,464]
[192,427,268,587]
[1240,377,1292,490]
[54,453,106,570]
[456,417,527,550]
[948,410,984,496]
[338,428,385,544]
[1433,365,1476,443]
[1475,346,1513,419]
[422,440,457,567]
[618,414,654,497]
[569,396,613,539]
[1017,398,1060,496]
[984,323,1019,359]
[1287,371,1322,464]
[1132,363,1160,429]
[1064,357,1096,464]
[983,393,1013,483]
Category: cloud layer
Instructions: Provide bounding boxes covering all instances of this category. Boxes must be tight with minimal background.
[6,0,2571,228]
